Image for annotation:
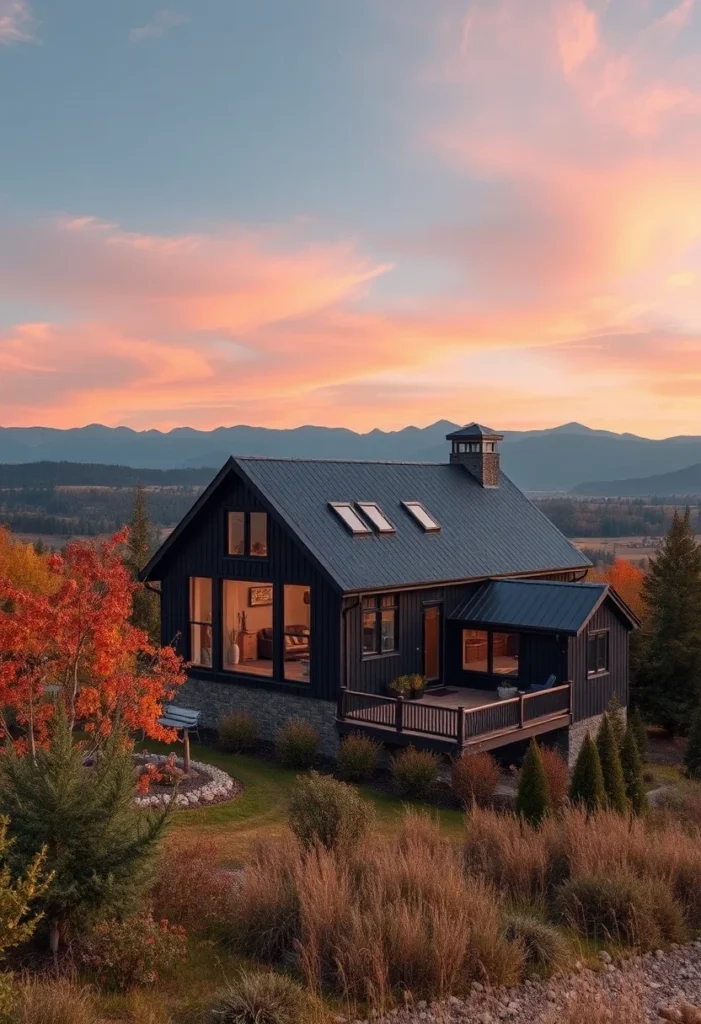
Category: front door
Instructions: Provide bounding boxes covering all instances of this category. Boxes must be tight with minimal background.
[423,605,442,685]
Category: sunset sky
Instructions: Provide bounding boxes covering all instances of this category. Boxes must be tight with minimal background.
[2,0,701,436]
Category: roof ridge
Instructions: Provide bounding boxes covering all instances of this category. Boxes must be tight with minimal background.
[233,455,453,466]
[499,578,605,589]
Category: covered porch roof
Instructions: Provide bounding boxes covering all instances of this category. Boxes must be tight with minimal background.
[449,578,638,636]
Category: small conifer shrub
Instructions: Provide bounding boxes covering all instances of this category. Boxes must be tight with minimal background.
[516,740,551,826]
[596,713,628,814]
[569,733,606,812]
[629,706,649,762]
[621,722,648,815]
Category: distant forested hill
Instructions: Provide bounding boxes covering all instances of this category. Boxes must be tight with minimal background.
[0,461,215,488]
[572,462,701,497]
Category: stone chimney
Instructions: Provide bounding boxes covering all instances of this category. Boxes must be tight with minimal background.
[446,423,503,488]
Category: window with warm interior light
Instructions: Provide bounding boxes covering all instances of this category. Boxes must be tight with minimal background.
[222,580,273,676]
[492,633,519,676]
[227,511,268,557]
[189,577,213,667]
[362,594,398,655]
[284,585,311,683]
[462,629,489,672]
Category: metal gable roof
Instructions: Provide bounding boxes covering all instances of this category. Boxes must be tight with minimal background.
[449,579,614,635]
[232,456,591,593]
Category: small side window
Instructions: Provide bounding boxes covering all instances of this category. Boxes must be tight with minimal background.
[587,631,609,675]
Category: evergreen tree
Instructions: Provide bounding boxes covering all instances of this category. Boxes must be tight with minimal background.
[569,733,606,812]
[596,713,628,814]
[124,484,160,645]
[620,722,647,815]
[634,509,701,735]
[606,696,626,750]
[684,706,701,780]
[516,739,551,825]
[629,705,648,763]
[0,714,170,953]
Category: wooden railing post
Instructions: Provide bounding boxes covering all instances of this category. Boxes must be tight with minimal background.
[457,706,465,748]
[337,688,345,720]
[395,696,404,733]
[519,692,525,728]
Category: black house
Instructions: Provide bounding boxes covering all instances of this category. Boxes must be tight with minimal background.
[142,424,638,761]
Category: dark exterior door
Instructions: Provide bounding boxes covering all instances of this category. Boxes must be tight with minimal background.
[423,605,442,684]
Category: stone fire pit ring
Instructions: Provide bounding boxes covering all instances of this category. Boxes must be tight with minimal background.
[133,753,242,810]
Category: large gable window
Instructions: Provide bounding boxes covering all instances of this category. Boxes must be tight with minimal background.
[189,577,212,667]
[362,594,398,656]
[587,631,609,675]
[227,511,268,557]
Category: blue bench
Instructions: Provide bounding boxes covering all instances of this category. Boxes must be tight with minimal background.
[157,704,201,773]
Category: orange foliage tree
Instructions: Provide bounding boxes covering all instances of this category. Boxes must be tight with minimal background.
[588,557,647,621]
[0,530,186,756]
[0,526,56,595]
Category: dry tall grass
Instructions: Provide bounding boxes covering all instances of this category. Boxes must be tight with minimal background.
[10,978,99,1024]
[541,974,647,1024]
[151,838,235,932]
[227,811,520,1010]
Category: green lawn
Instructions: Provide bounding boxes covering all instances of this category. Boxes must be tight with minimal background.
[140,739,465,863]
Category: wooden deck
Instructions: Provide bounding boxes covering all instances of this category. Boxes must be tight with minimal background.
[336,683,572,753]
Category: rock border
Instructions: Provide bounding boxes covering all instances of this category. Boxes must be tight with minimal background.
[133,753,242,810]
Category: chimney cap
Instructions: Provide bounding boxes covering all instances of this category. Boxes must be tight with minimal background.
[446,422,504,442]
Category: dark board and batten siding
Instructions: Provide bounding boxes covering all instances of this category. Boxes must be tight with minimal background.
[569,601,629,722]
[158,470,341,702]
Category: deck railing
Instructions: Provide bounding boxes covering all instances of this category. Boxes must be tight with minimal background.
[337,683,572,749]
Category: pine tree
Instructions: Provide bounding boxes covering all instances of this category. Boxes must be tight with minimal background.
[0,713,170,953]
[634,509,701,735]
[124,484,160,645]
[516,739,551,825]
[607,695,626,750]
[684,705,701,780]
[621,722,647,815]
[569,733,606,812]
[596,713,628,814]
[629,705,648,763]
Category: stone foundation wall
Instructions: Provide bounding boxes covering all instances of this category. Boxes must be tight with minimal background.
[176,677,340,757]
[563,707,627,767]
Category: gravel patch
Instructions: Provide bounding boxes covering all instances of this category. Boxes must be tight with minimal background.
[336,942,701,1024]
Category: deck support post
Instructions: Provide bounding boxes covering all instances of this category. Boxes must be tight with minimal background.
[457,706,465,748]
[395,696,404,733]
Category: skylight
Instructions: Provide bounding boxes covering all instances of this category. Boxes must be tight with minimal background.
[329,502,371,535]
[356,502,396,534]
[402,501,440,532]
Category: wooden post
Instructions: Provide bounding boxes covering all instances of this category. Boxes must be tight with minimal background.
[457,706,465,749]
[395,695,404,733]
[519,693,525,728]
[183,728,191,775]
[337,687,346,720]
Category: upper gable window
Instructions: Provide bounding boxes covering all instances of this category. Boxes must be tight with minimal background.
[329,503,371,535]
[227,511,268,557]
[356,502,395,534]
[402,501,440,532]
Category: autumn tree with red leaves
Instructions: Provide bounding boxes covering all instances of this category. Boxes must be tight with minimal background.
[0,530,185,756]
[588,557,646,621]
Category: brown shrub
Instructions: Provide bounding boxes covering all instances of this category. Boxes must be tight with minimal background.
[555,873,687,949]
[225,811,520,1011]
[152,838,234,931]
[451,750,501,807]
[463,805,558,902]
[11,978,99,1024]
[538,747,569,808]
[390,746,440,799]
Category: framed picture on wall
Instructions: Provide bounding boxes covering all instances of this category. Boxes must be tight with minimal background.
[249,585,273,607]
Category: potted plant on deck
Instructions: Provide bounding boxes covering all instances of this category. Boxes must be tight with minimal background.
[388,675,412,699]
[496,681,519,700]
[408,673,426,700]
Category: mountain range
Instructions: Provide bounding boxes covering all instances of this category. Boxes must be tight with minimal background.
[3,421,701,492]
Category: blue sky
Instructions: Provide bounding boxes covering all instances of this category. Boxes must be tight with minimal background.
[2,0,701,436]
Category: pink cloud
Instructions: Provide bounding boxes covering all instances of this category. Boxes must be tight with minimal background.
[0,0,34,44]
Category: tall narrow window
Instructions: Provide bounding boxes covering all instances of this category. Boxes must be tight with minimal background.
[587,631,609,675]
[222,580,273,676]
[189,577,212,667]
[362,594,398,655]
[284,585,311,683]
[249,512,268,556]
[227,512,245,556]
